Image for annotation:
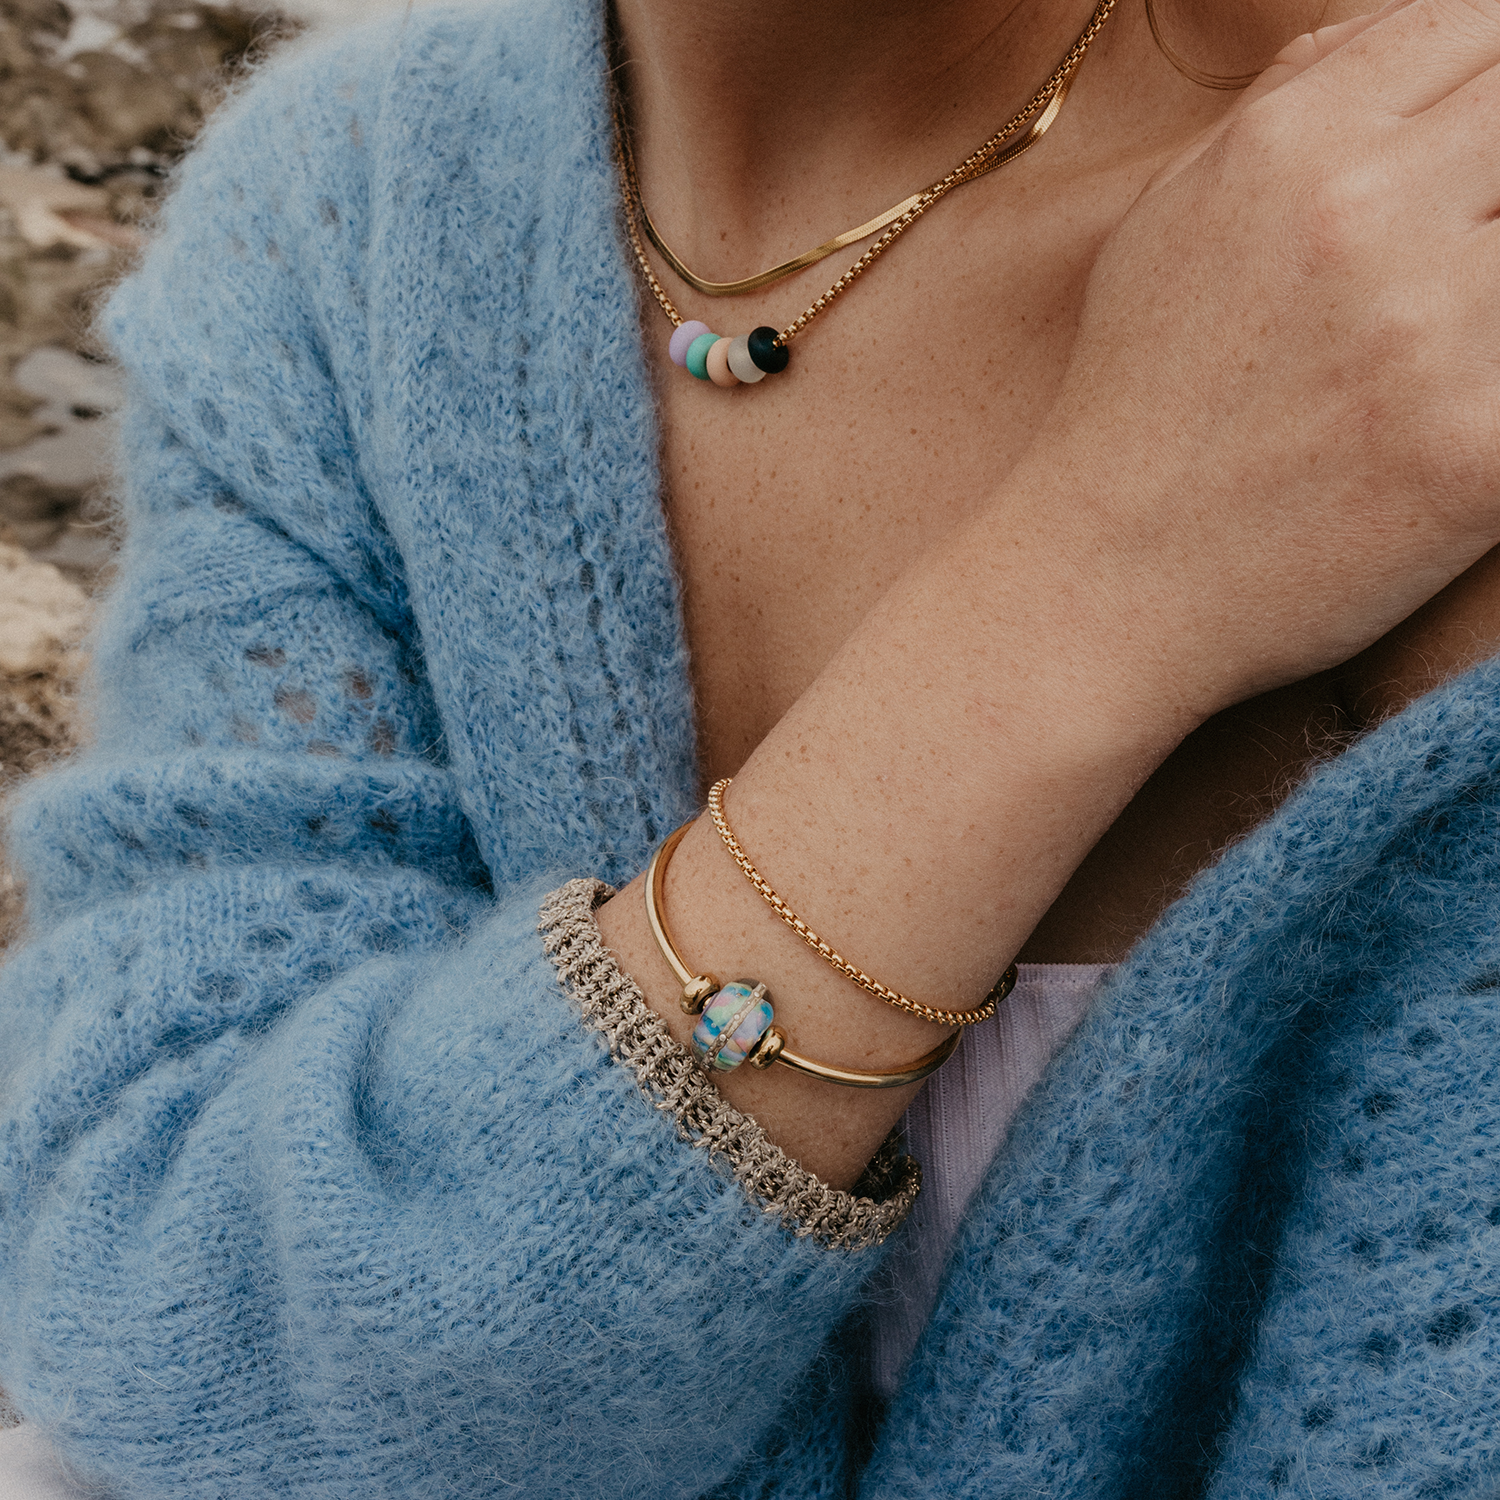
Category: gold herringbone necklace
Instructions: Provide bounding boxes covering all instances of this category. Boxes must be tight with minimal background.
[613,0,1116,387]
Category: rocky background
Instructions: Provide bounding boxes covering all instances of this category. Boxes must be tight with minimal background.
[0,0,307,946]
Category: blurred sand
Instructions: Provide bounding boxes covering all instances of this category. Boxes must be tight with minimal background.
[0,0,296,946]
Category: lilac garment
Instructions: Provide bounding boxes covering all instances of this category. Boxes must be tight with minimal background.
[868,963,1112,1400]
[0,1424,84,1500]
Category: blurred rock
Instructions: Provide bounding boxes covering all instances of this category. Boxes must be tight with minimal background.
[0,163,118,248]
[0,539,87,675]
[0,0,292,192]
[0,0,294,570]
[0,344,120,565]
[0,0,293,950]
[0,541,87,945]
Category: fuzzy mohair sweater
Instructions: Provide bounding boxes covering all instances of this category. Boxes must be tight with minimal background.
[2,1,1500,1494]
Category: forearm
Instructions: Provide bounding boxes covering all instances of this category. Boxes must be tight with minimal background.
[597,448,1207,1186]
[602,0,1500,1184]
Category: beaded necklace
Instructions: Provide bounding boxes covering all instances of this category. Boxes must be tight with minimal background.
[613,0,1117,387]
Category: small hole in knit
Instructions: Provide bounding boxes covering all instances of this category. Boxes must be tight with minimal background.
[367,810,400,837]
[1426,1303,1478,1348]
[363,922,401,952]
[297,883,347,913]
[345,670,373,700]
[246,645,287,668]
[230,715,259,744]
[306,741,341,757]
[192,972,243,1004]
[1415,1215,1451,1252]
[274,687,317,724]
[243,926,293,952]
[1268,1457,1290,1489]
[1404,1026,1440,1055]
[368,720,396,755]
[1362,1091,1399,1119]
[1302,1399,1334,1430]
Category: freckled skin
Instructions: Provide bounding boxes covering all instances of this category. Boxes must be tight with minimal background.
[644,0,1500,963]
[596,0,1500,1183]
[653,95,1329,962]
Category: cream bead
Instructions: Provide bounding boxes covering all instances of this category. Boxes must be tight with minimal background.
[726,335,766,384]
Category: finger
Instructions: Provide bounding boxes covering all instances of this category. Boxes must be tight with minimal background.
[1146,3,1418,191]
[1410,52,1500,212]
[1277,0,1500,119]
[1239,7,1410,107]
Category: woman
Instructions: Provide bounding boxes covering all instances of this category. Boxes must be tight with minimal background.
[2,0,1500,1489]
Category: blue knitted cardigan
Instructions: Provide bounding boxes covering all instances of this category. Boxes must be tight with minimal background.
[2,1,1500,1494]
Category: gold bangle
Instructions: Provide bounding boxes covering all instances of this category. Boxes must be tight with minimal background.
[643,822,961,1089]
[705,779,1017,1026]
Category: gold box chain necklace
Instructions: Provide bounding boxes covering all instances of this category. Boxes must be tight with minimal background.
[611,0,1117,388]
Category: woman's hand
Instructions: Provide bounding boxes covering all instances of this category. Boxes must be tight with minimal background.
[1029,0,1500,711]
[600,0,1500,1187]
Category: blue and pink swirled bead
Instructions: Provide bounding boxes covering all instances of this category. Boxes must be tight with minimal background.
[690,980,775,1071]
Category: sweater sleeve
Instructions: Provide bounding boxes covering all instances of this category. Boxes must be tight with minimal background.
[0,28,910,1500]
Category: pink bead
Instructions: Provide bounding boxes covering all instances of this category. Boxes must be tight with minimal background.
[669,321,712,367]
[706,337,739,387]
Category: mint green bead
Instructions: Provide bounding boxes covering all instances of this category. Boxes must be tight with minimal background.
[685,333,719,380]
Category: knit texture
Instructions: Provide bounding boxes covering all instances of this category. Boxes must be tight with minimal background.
[539,878,920,1250]
[1,0,1499,1494]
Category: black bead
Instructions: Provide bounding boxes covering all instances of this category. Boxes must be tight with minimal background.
[747,326,790,375]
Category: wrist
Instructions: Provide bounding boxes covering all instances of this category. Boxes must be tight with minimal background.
[596,824,943,1189]
[987,439,1250,730]
[597,449,1232,1187]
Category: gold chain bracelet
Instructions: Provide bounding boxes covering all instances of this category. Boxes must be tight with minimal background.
[706,778,1017,1026]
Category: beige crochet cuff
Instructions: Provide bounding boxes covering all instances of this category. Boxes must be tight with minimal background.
[538,877,920,1251]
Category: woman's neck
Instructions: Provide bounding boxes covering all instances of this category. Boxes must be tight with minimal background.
[610,0,1353,278]
[611,0,1121,273]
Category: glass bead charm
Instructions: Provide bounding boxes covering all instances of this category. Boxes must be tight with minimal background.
[690,980,774,1072]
